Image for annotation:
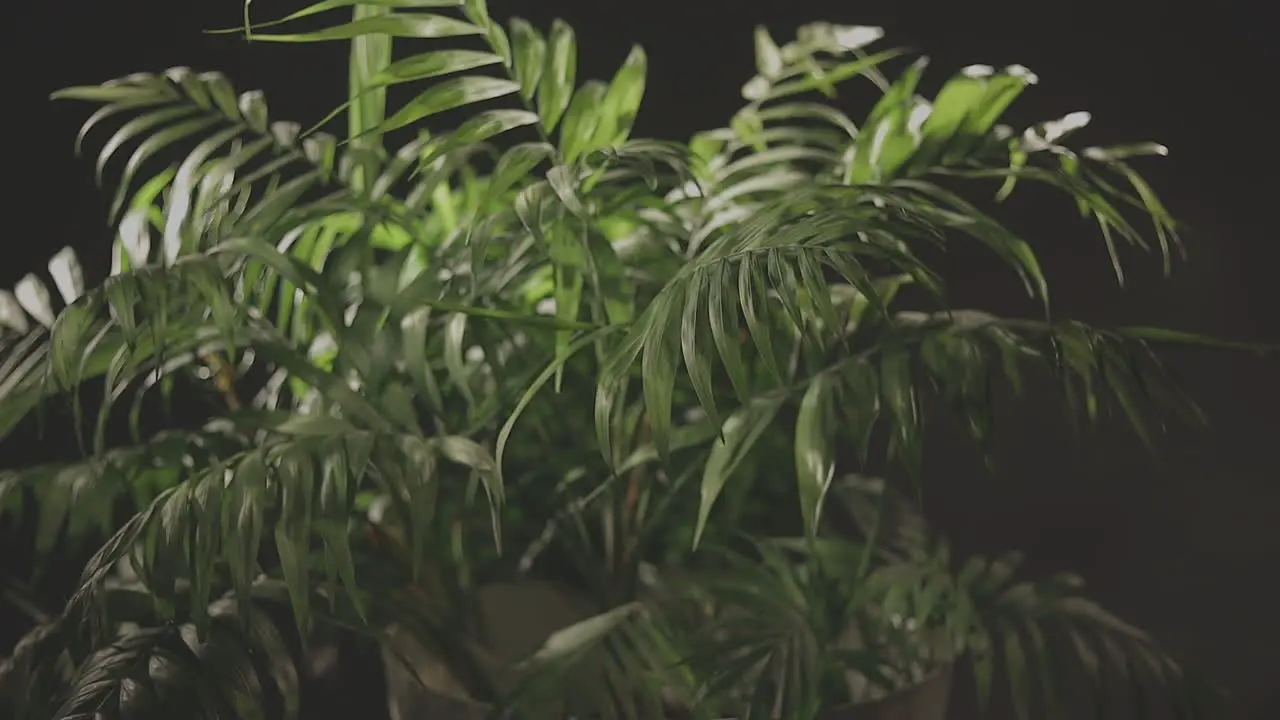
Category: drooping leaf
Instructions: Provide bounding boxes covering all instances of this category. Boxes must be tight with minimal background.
[680,271,722,433]
[437,434,503,545]
[694,395,786,547]
[641,292,681,462]
[496,326,619,486]
[795,373,837,537]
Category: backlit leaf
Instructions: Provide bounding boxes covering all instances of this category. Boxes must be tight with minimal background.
[377,76,519,134]
[536,19,577,134]
[509,18,546,102]
[244,13,482,43]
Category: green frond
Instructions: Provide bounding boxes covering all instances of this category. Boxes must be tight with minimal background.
[786,477,1217,718]
[959,556,1218,719]
[0,427,250,556]
[2,578,366,720]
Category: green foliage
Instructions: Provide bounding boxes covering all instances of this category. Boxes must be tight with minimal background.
[0,2,1254,718]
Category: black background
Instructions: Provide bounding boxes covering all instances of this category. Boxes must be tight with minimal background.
[2,1,1277,718]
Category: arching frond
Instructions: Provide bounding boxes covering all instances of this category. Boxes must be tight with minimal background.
[958,553,1221,720]
[586,26,1216,541]
[680,476,1223,719]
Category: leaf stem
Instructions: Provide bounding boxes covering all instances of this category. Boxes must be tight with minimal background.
[202,352,241,410]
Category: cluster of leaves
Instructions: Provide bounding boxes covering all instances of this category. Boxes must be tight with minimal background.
[508,475,1218,719]
[0,0,1248,718]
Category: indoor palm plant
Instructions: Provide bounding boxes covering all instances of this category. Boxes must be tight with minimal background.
[0,1,1243,717]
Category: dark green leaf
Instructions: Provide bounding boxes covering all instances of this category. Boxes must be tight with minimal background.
[497,326,619,485]
[641,292,681,462]
[795,373,837,537]
[679,273,721,436]
[694,395,785,547]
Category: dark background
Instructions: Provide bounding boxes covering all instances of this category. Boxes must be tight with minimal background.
[2,1,1277,718]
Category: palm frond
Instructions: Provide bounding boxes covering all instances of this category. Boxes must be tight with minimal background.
[0,427,249,556]
[826,475,1221,719]
[960,556,1220,719]
[3,578,326,720]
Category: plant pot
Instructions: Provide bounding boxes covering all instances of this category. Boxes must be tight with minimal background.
[383,578,953,720]
[820,666,952,720]
[386,687,492,720]
[383,580,595,720]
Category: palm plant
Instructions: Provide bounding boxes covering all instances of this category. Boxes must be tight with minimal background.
[0,1,1253,718]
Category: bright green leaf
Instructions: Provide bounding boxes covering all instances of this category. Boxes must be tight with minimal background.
[537,19,577,134]
[591,44,647,148]
[558,81,607,163]
[242,13,482,43]
[377,76,519,134]
[508,18,546,102]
